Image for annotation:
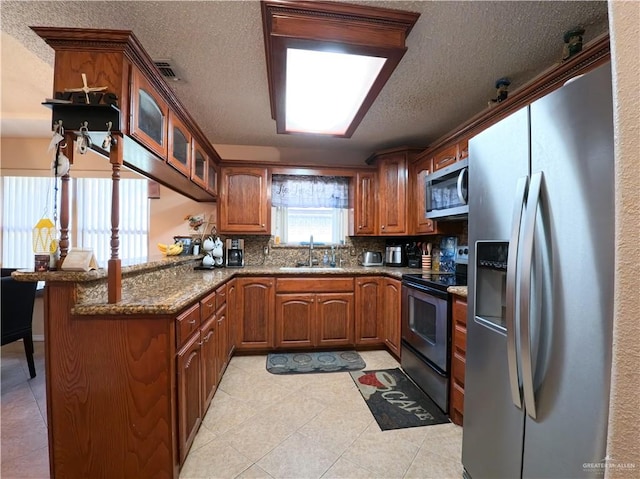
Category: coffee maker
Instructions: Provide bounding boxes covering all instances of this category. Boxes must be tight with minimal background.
[225,238,244,267]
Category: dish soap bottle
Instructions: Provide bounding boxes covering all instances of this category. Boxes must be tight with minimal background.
[330,246,336,267]
[323,251,329,266]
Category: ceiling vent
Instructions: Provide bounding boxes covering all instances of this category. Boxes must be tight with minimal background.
[153,59,184,83]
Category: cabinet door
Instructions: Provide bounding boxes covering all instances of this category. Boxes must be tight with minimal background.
[226,279,236,358]
[206,158,219,197]
[457,138,469,162]
[236,277,274,349]
[200,315,217,412]
[216,304,229,379]
[168,111,192,177]
[275,293,314,348]
[450,295,467,426]
[433,145,458,171]
[316,293,354,347]
[191,142,208,188]
[354,171,377,235]
[378,154,408,235]
[177,332,202,465]
[414,159,437,234]
[219,167,270,233]
[383,278,402,357]
[130,69,168,159]
[354,277,384,345]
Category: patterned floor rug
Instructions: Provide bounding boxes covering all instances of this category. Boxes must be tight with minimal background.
[266,351,366,374]
[350,368,450,430]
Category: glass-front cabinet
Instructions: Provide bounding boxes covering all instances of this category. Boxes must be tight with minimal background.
[191,142,208,189]
[206,158,218,197]
[130,69,168,159]
[168,111,192,177]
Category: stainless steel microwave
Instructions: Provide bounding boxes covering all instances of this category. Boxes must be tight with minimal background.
[425,158,468,220]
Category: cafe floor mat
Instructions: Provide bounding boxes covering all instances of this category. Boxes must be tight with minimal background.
[350,368,450,430]
[266,351,366,374]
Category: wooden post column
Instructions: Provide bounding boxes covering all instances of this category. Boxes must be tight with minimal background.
[108,134,123,303]
[58,131,75,262]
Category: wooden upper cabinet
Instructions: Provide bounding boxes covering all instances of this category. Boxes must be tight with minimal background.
[130,69,168,159]
[219,166,270,234]
[206,158,219,197]
[378,152,408,235]
[168,111,192,177]
[457,137,469,162]
[191,142,208,189]
[432,145,458,172]
[355,171,377,235]
[413,156,437,234]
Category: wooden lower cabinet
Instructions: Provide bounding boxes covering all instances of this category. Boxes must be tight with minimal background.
[177,329,203,465]
[276,293,315,348]
[383,278,402,357]
[236,277,275,350]
[200,315,218,413]
[449,294,468,426]
[275,278,354,348]
[316,293,354,346]
[355,277,385,346]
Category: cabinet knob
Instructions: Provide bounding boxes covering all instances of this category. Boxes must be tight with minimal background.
[261,224,265,227]
[358,225,362,229]
[381,225,385,230]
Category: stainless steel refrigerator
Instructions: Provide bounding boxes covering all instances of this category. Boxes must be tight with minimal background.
[462,63,614,479]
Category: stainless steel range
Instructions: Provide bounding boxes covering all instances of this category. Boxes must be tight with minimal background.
[401,246,468,413]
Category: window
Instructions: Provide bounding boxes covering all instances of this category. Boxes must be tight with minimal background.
[2,176,148,269]
[271,175,349,245]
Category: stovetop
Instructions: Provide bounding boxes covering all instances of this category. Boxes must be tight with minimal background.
[402,272,468,292]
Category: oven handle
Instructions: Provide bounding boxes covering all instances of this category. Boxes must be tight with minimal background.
[519,171,543,420]
[506,175,529,409]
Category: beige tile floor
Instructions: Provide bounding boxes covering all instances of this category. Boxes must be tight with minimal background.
[1,343,463,479]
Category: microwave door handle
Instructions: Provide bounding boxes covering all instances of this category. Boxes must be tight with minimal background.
[506,175,529,409]
[519,171,544,420]
[457,167,468,204]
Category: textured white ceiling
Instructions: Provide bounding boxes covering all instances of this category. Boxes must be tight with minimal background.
[1,1,609,166]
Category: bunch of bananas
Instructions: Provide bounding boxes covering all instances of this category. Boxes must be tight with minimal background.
[157,242,184,256]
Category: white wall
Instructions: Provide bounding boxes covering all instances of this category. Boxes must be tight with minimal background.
[606,1,640,476]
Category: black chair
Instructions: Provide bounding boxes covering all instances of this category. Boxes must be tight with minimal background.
[1,268,38,378]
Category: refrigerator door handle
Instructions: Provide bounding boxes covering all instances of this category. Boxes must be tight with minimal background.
[519,171,544,420]
[506,175,529,409]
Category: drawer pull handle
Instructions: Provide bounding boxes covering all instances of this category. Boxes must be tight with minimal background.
[207,303,213,308]
[188,319,196,325]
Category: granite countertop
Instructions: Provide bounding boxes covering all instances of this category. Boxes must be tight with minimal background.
[56,263,416,316]
[447,285,468,298]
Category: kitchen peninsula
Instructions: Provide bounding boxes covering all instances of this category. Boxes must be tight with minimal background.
[14,257,413,478]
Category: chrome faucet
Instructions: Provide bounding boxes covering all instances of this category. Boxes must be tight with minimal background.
[308,235,314,266]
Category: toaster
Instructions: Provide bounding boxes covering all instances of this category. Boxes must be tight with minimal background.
[361,251,383,266]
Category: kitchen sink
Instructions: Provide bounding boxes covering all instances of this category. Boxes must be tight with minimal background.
[278,267,344,271]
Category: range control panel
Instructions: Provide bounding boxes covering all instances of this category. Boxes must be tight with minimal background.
[456,245,469,264]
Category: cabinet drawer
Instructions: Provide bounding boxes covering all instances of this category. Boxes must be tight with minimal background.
[452,351,466,387]
[276,277,354,293]
[176,303,201,348]
[452,297,467,325]
[200,291,216,321]
[215,283,227,311]
[454,322,467,353]
[451,381,465,414]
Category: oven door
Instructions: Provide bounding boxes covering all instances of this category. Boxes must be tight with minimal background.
[401,283,449,372]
